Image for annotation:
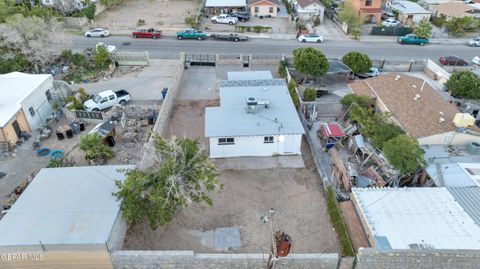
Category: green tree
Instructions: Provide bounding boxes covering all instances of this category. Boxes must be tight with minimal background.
[114,135,222,229]
[94,44,110,68]
[445,71,480,99]
[303,88,317,101]
[431,14,447,28]
[412,19,432,38]
[292,47,329,80]
[79,133,114,162]
[338,3,365,39]
[341,93,371,108]
[288,79,299,107]
[314,16,321,27]
[383,135,426,175]
[342,51,372,74]
[446,16,480,36]
[370,123,404,149]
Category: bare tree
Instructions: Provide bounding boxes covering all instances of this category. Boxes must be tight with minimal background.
[53,0,80,16]
[0,14,71,67]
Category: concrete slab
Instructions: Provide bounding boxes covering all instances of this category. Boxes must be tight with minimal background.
[214,227,241,251]
[177,67,218,100]
[211,155,305,170]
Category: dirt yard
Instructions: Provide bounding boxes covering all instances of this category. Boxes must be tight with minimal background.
[339,201,369,251]
[94,0,201,31]
[123,139,340,253]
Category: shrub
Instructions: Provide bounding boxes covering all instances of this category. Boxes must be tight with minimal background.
[288,79,299,108]
[341,93,372,108]
[278,59,288,78]
[342,52,372,74]
[445,71,480,99]
[303,88,317,101]
[47,157,75,168]
[326,186,355,256]
[314,16,321,27]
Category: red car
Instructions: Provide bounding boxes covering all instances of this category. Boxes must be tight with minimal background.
[132,28,162,39]
[439,56,468,66]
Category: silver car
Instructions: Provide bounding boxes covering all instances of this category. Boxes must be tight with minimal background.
[467,37,480,47]
[85,28,110,38]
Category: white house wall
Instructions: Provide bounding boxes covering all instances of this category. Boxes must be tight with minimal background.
[20,76,55,130]
[418,131,480,146]
[209,134,302,158]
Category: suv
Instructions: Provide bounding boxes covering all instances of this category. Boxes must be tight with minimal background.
[229,11,250,22]
[211,14,238,25]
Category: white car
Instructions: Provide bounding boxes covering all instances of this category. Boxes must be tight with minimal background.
[298,33,324,43]
[211,14,238,25]
[356,67,381,78]
[467,37,480,47]
[382,18,400,27]
[473,56,480,65]
[85,28,110,37]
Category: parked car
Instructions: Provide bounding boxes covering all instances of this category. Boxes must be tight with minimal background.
[466,37,480,47]
[382,18,400,27]
[84,90,131,112]
[211,14,238,25]
[297,33,324,43]
[85,28,110,38]
[465,0,474,3]
[210,33,248,42]
[397,34,429,45]
[132,28,162,39]
[176,29,207,40]
[473,56,480,65]
[356,67,381,78]
[381,11,395,20]
[229,11,250,22]
[439,56,468,66]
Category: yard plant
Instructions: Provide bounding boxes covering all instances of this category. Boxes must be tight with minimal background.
[303,88,317,101]
[326,186,355,256]
[293,47,329,80]
[342,52,372,74]
[412,19,432,38]
[288,78,300,108]
[383,135,426,175]
[79,133,114,163]
[446,70,480,99]
[114,135,223,230]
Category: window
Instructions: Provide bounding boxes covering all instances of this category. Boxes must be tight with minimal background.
[45,90,52,103]
[218,137,235,145]
[365,0,372,6]
[269,7,274,13]
[29,107,35,117]
[100,97,108,103]
[109,94,115,100]
[254,6,259,12]
[264,136,274,143]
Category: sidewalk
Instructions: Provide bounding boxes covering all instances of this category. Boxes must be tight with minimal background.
[360,35,470,45]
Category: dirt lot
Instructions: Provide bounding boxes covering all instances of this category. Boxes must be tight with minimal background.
[94,0,200,31]
[123,139,340,253]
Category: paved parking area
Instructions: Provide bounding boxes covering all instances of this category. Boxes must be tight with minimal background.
[80,59,181,101]
[177,67,218,100]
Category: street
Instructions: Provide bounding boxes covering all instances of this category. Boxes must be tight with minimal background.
[71,35,480,62]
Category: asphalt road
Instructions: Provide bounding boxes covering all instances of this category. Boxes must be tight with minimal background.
[71,35,480,62]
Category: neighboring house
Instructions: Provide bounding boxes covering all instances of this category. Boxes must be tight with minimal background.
[41,0,85,10]
[249,0,280,18]
[347,0,382,24]
[390,0,431,24]
[352,187,480,250]
[0,72,56,145]
[205,71,305,158]
[204,0,247,14]
[430,2,480,19]
[349,73,480,146]
[0,165,134,252]
[294,0,325,22]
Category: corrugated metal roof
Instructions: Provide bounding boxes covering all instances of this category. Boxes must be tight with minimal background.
[205,0,246,7]
[352,187,480,250]
[448,187,480,227]
[205,73,304,137]
[0,165,134,247]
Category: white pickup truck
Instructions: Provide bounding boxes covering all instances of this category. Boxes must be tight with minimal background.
[211,14,238,25]
[83,89,131,111]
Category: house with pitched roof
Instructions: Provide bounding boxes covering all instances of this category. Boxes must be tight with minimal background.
[293,0,325,22]
[249,0,280,17]
[347,0,382,24]
[205,71,304,158]
[349,73,480,146]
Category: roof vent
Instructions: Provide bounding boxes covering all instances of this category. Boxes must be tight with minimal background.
[439,117,445,123]
[414,94,421,101]
[395,75,401,81]
[257,99,270,108]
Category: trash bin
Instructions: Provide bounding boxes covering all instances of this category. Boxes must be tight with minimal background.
[65,128,73,138]
[161,88,168,100]
[70,123,81,134]
[56,131,64,140]
[106,136,116,147]
[184,60,191,69]
[79,121,85,131]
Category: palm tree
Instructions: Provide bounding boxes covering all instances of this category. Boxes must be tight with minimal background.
[79,133,114,164]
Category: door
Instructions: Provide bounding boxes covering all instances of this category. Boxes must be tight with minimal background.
[99,97,109,110]
[12,120,22,139]
[283,135,296,154]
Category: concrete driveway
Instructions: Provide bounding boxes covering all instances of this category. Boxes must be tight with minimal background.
[80,59,181,101]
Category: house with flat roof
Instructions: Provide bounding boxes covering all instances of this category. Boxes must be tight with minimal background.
[352,187,480,250]
[349,73,480,146]
[205,0,247,13]
[391,0,432,24]
[205,71,304,158]
[347,0,382,24]
[0,72,56,145]
[0,165,134,251]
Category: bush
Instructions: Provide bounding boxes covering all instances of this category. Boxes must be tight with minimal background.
[326,186,355,256]
[446,16,480,36]
[383,135,426,175]
[79,133,114,162]
[341,93,372,108]
[342,51,372,74]
[446,71,480,99]
[431,14,447,28]
[288,79,299,108]
[303,88,317,101]
[278,59,288,78]
[314,16,321,27]
[185,14,200,29]
[47,157,75,168]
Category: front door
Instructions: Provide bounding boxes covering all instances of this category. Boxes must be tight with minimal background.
[12,120,22,139]
[283,135,295,154]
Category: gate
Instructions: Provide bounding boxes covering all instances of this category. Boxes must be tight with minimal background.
[371,26,411,36]
[243,55,249,67]
[185,54,216,66]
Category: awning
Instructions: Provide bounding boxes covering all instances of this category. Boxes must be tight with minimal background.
[321,123,345,138]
